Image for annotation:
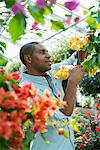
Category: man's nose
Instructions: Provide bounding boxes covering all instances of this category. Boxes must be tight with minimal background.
[46,52,51,59]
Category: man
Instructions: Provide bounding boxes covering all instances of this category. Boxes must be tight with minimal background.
[20,42,85,150]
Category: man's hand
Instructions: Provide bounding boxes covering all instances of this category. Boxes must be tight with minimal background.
[68,65,85,85]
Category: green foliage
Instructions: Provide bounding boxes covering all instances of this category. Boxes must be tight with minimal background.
[74,113,100,150]
[4,0,16,8]
[0,56,8,67]
[51,20,65,31]
[44,5,53,15]
[28,5,45,24]
[85,8,100,29]
[0,41,8,67]
[8,13,26,42]
[0,41,6,54]
[22,127,35,150]
[79,72,100,98]
[0,138,9,150]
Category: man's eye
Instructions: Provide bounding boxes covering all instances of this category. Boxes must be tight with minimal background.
[41,51,45,54]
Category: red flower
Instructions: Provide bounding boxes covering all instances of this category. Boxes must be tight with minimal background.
[96,103,100,109]
[0,69,5,74]
[85,113,92,117]
[82,134,87,141]
[79,143,85,148]
[87,139,92,143]
[11,72,21,81]
[96,127,100,132]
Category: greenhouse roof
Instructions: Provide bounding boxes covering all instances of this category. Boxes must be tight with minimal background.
[0,0,99,59]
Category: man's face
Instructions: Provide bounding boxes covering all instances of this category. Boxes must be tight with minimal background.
[27,44,52,72]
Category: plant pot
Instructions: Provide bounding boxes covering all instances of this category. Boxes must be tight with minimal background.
[79,48,88,63]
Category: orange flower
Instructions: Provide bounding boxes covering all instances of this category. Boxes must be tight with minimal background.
[57,128,65,135]
[96,103,100,109]
[0,112,12,140]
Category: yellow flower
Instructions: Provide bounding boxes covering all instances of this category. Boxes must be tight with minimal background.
[53,66,74,80]
[89,68,100,76]
[67,38,73,45]
[86,53,93,61]
[79,43,84,49]
[83,37,89,45]
[73,36,81,43]
[71,43,80,50]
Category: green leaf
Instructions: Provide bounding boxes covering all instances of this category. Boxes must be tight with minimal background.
[83,10,89,15]
[85,16,96,28]
[4,0,16,8]
[51,20,65,31]
[28,5,45,24]
[36,32,42,37]
[22,128,35,150]
[64,130,69,138]
[0,138,9,150]
[40,133,50,144]
[0,46,4,54]
[90,55,96,66]
[0,18,4,25]
[0,55,8,66]
[8,13,26,42]
[83,60,91,73]
[98,53,100,66]
[10,79,19,86]
[44,5,53,15]
[96,23,100,29]
[0,41,6,49]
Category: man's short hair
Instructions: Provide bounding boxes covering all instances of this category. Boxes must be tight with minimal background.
[20,42,39,66]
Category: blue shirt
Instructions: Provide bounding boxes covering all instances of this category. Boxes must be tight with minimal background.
[20,53,77,150]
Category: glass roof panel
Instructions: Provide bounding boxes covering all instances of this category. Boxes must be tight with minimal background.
[0,0,99,59]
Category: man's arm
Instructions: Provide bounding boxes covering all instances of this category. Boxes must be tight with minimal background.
[60,66,85,116]
[52,52,78,70]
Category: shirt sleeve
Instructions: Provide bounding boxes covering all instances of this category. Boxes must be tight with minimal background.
[51,52,78,70]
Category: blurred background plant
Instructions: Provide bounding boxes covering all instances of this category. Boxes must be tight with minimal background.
[72,112,100,150]
[51,41,74,63]
[4,58,21,73]
[81,96,94,109]
[79,72,100,98]
[0,41,8,68]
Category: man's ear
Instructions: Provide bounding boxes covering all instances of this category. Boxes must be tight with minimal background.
[24,54,31,64]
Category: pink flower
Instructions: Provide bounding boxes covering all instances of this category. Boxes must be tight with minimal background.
[96,114,100,121]
[64,0,80,11]
[11,2,26,15]
[65,16,72,25]
[87,139,92,143]
[49,0,57,5]
[31,22,39,30]
[36,0,47,8]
